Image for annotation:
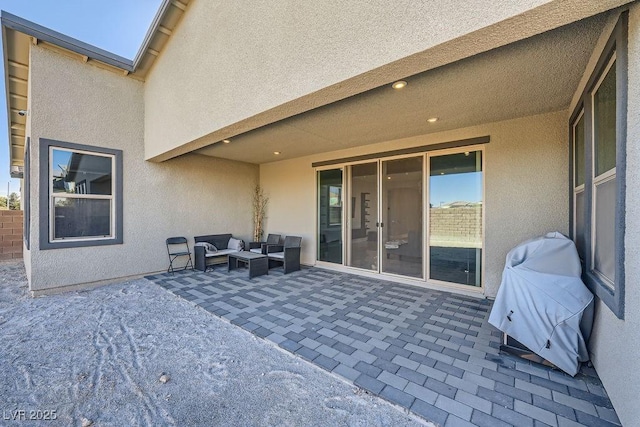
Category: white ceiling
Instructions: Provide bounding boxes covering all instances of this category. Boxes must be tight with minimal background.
[196,13,609,164]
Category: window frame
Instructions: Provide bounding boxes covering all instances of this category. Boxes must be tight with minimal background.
[590,54,617,288]
[24,137,30,250]
[39,138,123,250]
[569,13,627,319]
[572,110,585,256]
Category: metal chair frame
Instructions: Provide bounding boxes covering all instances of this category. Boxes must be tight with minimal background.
[166,236,193,273]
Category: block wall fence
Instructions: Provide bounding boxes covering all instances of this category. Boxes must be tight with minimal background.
[0,210,23,261]
[429,206,482,247]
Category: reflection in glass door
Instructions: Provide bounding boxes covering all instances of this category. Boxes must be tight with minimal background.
[381,157,423,278]
[317,169,343,264]
[429,151,483,286]
[347,163,378,270]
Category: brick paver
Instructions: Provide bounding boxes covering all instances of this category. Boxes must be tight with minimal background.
[147,266,620,426]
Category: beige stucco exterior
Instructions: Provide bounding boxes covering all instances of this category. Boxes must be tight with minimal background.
[8,1,640,423]
[143,0,633,162]
[260,110,569,298]
[22,50,33,285]
[26,45,258,293]
[575,4,640,425]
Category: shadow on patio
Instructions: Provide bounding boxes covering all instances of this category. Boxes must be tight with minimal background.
[145,266,620,427]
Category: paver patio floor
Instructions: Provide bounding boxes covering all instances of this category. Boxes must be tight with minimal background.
[146,266,620,427]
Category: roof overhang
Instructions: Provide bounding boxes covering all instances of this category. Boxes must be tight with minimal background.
[194,10,618,164]
[1,0,190,173]
[2,19,30,172]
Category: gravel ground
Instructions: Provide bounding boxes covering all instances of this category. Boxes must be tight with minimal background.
[0,262,429,427]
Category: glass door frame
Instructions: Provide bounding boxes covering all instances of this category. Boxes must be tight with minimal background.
[342,153,427,280]
[425,145,486,290]
[344,159,380,273]
[314,144,486,293]
[315,165,346,267]
[378,153,427,280]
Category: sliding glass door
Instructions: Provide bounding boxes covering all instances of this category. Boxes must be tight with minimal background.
[317,169,343,264]
[347,163,378,271]
[428,151,483,286]
[381,156,423,278]
[317,147,483,288]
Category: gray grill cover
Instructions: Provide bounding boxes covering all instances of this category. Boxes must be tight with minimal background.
[489,232,594,376]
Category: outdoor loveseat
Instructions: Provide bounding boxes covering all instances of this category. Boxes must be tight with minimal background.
[193,234,244,271]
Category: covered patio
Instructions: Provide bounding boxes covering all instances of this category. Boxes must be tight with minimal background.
[146,267,620,426]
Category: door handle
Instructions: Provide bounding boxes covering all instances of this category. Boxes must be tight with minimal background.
[376,222,384,228]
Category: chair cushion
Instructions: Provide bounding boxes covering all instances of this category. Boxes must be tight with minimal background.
[194,242,218,254]
[268,251,285,259]
[227,237,244,251]
[205,248,236,258]
[195,234,232,249]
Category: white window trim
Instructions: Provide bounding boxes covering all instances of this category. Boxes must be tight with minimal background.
[48,146,116,243]
[589,54,617,289]
[590,172,616,288]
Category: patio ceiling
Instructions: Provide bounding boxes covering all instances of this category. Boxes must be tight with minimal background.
[195,12,611,165]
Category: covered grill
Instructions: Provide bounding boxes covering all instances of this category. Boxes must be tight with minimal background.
[489,232,594,376]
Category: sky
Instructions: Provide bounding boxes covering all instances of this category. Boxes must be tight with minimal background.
[430,172,483,206]
[0,0,163,197]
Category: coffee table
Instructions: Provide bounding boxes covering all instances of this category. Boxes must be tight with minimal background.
[228,251,268,278]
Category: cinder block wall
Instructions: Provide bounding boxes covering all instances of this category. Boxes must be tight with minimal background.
[430,206,482,247]
[0,210,23,261]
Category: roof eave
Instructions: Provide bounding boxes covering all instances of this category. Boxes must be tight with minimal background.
[0,11,134,72]
[132,0,173,68]
[1,23,16,169]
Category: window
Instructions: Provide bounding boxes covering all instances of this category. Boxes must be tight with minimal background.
[569,13,626,319]
[24,138,30,250]
[317,169,343,264]
[328,185,342,226]
[591,56,617,287]
[39,139,123,250]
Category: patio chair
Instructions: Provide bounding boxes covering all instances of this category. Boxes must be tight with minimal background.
[266,236,302,274]
[248,233,281,254]
[166,236,193,273]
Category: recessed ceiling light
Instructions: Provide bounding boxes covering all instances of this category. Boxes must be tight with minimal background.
[387,176,391,180]
[427,117,438,123]
[273,151,281,155]
[392,80,407,90]
[222,139,231,144]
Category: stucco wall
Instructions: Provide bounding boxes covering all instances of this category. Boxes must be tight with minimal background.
[260,110,568,297]
[582,5,640,426]
[27,45,258,292]
[143,0,632,162]
[22,59,33,284]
